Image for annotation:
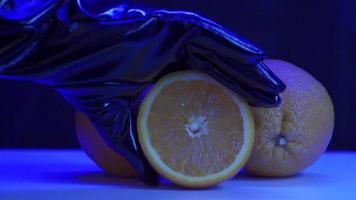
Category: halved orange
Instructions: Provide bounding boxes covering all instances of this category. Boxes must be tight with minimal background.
[137,70,255,188]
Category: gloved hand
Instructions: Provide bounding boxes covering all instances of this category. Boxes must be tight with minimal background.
[0,0,286,185]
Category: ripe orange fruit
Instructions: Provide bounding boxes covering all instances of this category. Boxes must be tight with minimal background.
[244,59,334,177]
[137,70,255,188]
[76,111,136,178]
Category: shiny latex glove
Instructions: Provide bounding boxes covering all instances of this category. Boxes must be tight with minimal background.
[0,0,286,185]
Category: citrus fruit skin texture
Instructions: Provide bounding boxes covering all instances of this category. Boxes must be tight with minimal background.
[244,60,334,177]
[76,111,137,178]
[138,70,255,188]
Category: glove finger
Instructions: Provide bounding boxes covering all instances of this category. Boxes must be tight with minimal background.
[208,65,282,107]
[95,108,159,185]
[187,35,286,95]
[185,50,282,107]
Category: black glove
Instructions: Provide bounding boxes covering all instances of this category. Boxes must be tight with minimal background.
[0,0,286,185]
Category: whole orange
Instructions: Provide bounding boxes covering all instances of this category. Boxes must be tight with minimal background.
[244,59,334,177]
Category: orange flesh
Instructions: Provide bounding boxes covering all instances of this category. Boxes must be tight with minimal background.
[147,80,244,177]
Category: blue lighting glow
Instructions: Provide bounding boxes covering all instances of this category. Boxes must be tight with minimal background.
[127,8,147,17]
[77,0,125,19]
[0,150,354,198]
[76,0,147,20]
[0,0,55,21]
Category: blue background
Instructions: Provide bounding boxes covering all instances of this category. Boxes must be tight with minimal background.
[0,0,355,150]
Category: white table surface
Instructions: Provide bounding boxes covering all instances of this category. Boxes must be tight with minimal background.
[0,150,355,200]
